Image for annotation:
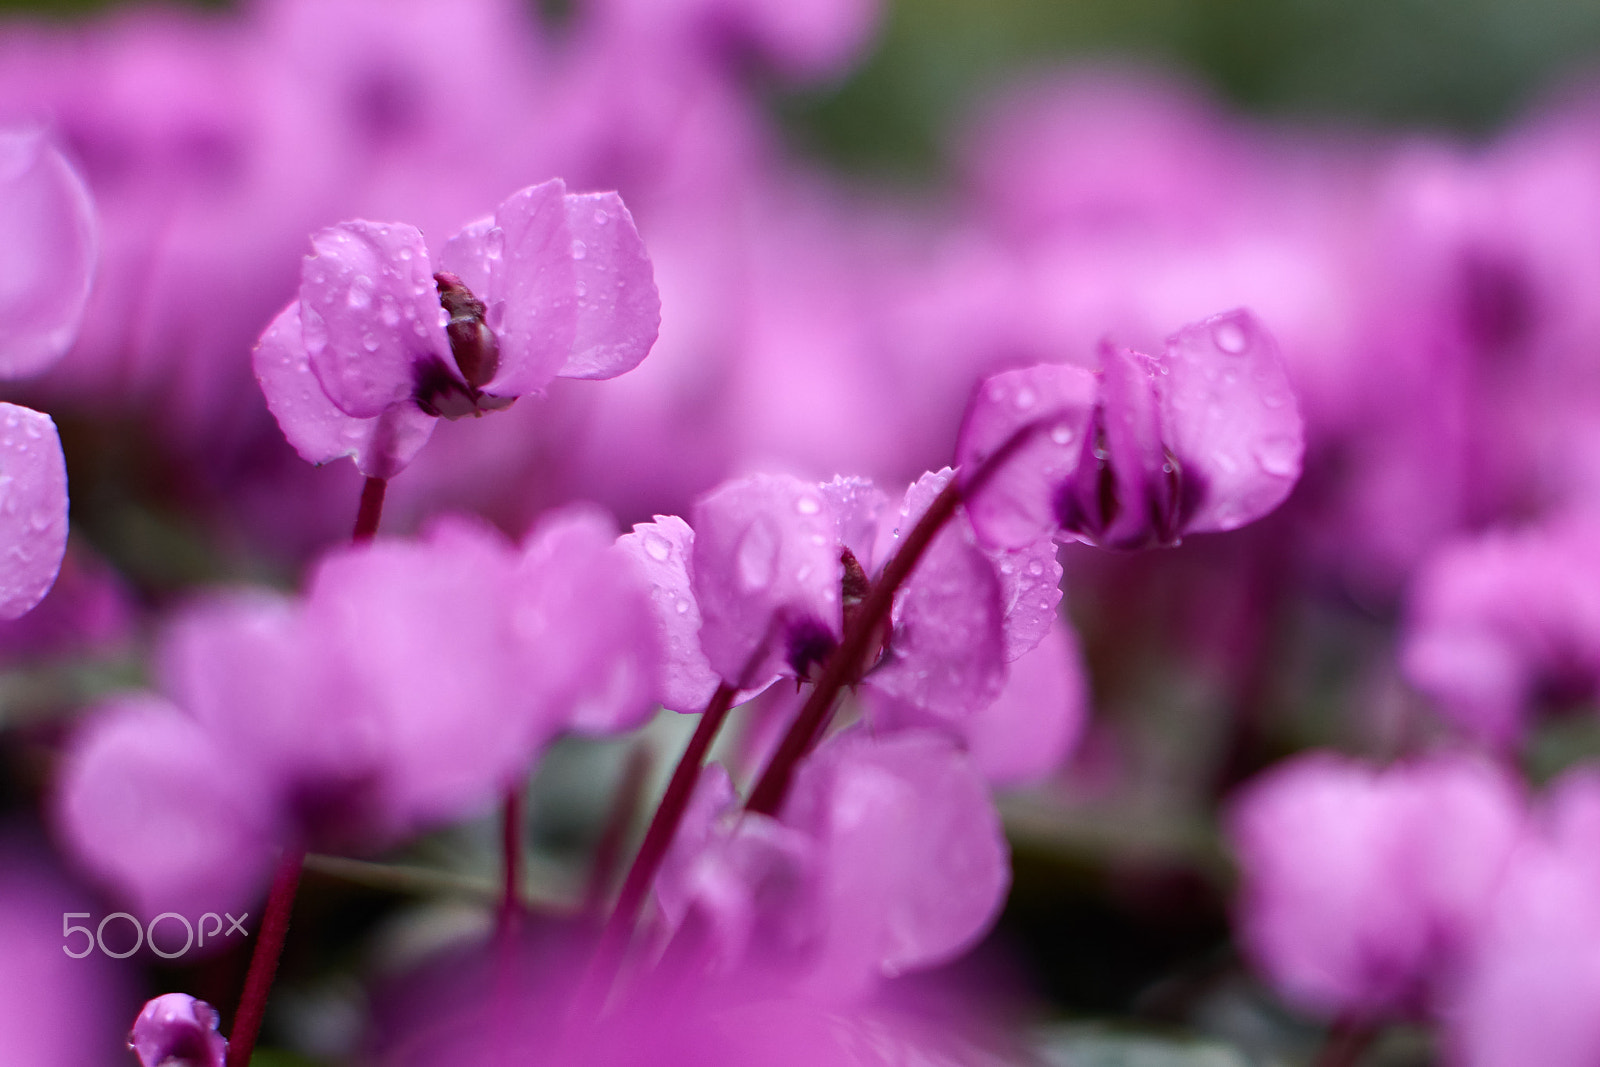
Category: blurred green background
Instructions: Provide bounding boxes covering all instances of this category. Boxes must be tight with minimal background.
[5,0,1600,176]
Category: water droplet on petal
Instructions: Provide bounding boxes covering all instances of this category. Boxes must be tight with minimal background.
[347,276,374,310]
[1254,435,1300,477]
[362,333,380,352]
[1049,423,1074,445]
[642,531,671,562]
[795,495,820,516]
[486,228,505,260]
[674,598,690,615]
[593,208,610,225]
[1014,386,1037,410]
[736,518,780,593]
[1026,560,1044,576]
[570,239,587,260]
[1212,320,1247,354]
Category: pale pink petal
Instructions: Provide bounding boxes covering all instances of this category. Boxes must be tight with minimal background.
[306,518,533,831]
[559,191,661,380]
[513,504,663,737]
[56,696,276,921]
[0,127,95,379]
[818,475,889,567]
[0,404,67,621]
[253,302,435,479]
[300,220,451,419]
[783,730,1009,990]
[960,617,1088,786]
[955,364,1099,550]
[478,179,580,397]
[617,515,726,714]
[691,474,843,688]
[1158,309,1303,534]
[991,536,1062,661]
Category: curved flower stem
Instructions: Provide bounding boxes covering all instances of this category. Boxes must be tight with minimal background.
[225,849,304,1067]
[351,476,388,542]
[576,682,737,1013]
[743,418,1051,816]
[1313,1016,1379,1067]
[498,787,525,937]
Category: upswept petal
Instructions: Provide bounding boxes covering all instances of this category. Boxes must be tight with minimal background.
[0,403,68,620]
[253,302,436,479]
[0,127,96,379]
[475,179,581,397]
[560,191,661,379]
[300,220,451,419]
[1158,309,1303,533]
[617,514,729,714]
[956,363,1098,550]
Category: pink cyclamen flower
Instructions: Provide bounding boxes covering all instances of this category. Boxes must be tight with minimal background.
[0,404,70,620]
[129,993,227,1067]
[1226,752,1523,1021]
[1400,514,1600,747]
[58,511,661,919]
[956,309,1303,551]
[254,178,659,478]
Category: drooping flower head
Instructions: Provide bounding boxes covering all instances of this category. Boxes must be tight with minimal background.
[956,308,1304,551]
[255,178,660,478]
[128,993,227,1067]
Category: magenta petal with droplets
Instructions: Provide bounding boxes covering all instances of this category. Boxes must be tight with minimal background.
[868,472,1007,721]
[560,191,661,380]
[955,363,1098,550]
[691,474,843,688]
[0,126,96,379]
[129,993,227,1067]
[299,220,451,419]
[253,302,436,479]
[0,404,68,620]
[1159,309,1303,534]
[618,514,729,714]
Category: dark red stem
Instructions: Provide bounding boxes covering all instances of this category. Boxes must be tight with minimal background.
[743,417,1050,816]
[225,849,304,1067]
[352,476,388,542]
[1313,1017,1379,1067]
[578,682,737,1006]
[498,787,524,935]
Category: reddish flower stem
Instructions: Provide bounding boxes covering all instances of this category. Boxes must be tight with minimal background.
[224,849,304,1067]
[351,476,388,542]
[577,681,737,1009]
[1313,1016,1379,1067]
[498,787,524,935]
[743,417,1042,817]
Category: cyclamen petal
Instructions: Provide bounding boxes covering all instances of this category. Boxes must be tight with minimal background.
[0,404,69,620]
[618,514,729,714]
[300,220,452,419]
[513,505,662,737]
[691,474,843,687]
[306,517,535,832]
[560,191,662,380]
[991,536,1063,662]
[253,302,436,479]
[129,994,227,1067]
[57,696,276,921]
[0,126,96,379]
[783,730,1009,990]
[1159,309,1303,534]
[1227,753,1523,1019]
[867,510,1007,722]
[955,363,1099,550]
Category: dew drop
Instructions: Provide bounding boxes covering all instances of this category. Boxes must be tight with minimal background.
[486,228,505,260]
[593,208,610,225]
[1014,386,1037,411]
[1026,560,1045,576]
[362,333,380,352]
[379,301,400,328]
[642,531,671,562]
[1049,423,1074,446]
[1212,320,1247,354]
[674,598,690,615]
[570,239,588,260]
[736,518,780,592]
[1254,435,1300,477]
[398,247,413,261]
[347,276,374,310]
[795,495,820,516]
